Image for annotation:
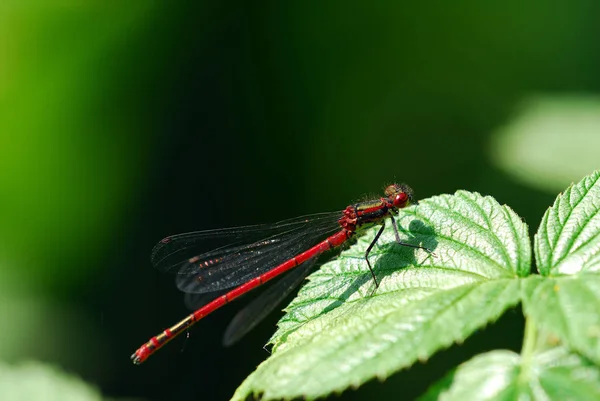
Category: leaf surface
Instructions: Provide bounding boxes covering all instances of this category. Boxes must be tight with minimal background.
[525,170,600,363]
[232,191,531,401]
[420,347,600,401]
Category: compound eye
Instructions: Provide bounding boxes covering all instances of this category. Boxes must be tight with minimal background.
[393,192,409,208]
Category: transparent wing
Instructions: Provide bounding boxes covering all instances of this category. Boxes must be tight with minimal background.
[181,259,317,346]
[151,212,341,294]
[222,258,316,347]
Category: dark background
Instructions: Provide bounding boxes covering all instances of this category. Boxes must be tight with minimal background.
[1,2,600,400]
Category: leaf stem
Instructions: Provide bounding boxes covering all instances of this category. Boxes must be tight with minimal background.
[519,317,537,383]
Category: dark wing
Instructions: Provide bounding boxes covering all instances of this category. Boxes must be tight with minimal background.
[222,258,316,346]
[151,212,341,294]
[182,259,317,346]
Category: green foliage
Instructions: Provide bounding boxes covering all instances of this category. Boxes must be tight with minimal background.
[0,3,157,293]
[0,361,104,401]
[419,347,600,401]
[232,170,600,401]
[490,95,600,192]
[523,172,600,365]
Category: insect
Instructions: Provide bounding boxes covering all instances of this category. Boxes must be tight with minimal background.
[131,183,429,364]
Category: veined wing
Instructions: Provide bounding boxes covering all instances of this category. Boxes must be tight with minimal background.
[151,212,342,294]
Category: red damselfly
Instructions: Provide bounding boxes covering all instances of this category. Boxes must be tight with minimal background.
[131,183,430,364]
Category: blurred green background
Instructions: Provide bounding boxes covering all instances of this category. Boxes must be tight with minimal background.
[1,2,600,400]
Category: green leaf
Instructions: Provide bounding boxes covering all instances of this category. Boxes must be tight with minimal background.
[524,170,600,363]
[231,191,531,401]
[0,361,105,401]
[522,274,600,364]
[420,347,600,401]
[489,95,600,193]
[535,170,600,276]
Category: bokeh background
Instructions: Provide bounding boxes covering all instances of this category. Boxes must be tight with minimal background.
[2,2,600,400]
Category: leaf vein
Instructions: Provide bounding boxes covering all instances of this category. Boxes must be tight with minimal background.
[457,192,513,269]
[552,174,600,267]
